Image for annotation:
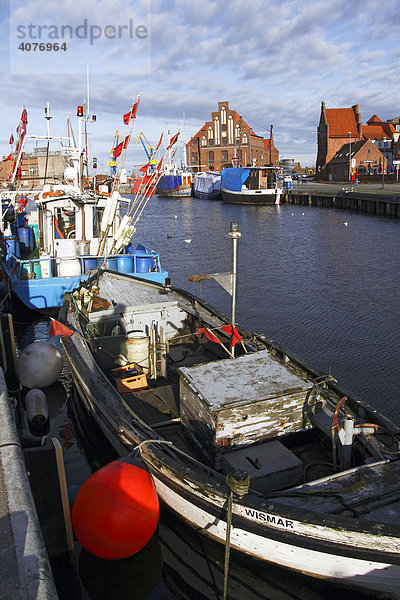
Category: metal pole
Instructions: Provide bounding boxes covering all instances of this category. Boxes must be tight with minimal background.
[382,137,387,189]
[348,131,351,181]
[228,222,241,358]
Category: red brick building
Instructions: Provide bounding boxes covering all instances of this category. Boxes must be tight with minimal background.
[326,139,387,181]
[316,102,400,180]
[186,101,279,172]
[316,102,362,180]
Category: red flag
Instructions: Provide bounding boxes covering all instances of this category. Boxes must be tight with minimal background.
[123,98,140,124]
[9,134,14,145]
[49,318,74,338]
[155,156,164,172]
[221,325,243,347]
[139,160,151,173]
[113,135,130,158]
[196,327,221,345]
[155,132,163,151]
[166,131,179,151]
[4,153,12,161]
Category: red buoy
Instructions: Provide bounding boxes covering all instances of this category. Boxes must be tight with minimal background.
[72,460,159,560]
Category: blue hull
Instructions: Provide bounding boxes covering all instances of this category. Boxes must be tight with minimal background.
[0,241,168,312]
[194,190,221,200]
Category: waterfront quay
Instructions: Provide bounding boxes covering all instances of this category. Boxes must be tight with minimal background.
[285,182,400,217]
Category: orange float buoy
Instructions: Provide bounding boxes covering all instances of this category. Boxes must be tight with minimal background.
[72,460,159,560]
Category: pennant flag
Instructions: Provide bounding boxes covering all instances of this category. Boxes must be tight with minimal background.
[196,327,221,345]
[166,131,179,151]
[4,153,12,161]
[123,98,140,124]
[9,134,14,145]
[113,135,130,158]
[155,156,164,172]
[139,160,151,173]
[155,132,163,151]
[49,318,73,338]
[221,325,243,347]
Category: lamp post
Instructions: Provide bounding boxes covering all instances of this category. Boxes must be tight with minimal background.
[348,132,352,182]
[382,137,387,189]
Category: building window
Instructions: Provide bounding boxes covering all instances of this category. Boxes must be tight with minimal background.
[208,151,214,162]
[235,124,240,140]
[221,150,228,162]
[201,136,206,147]
[221,124,227,132]
[214,117,220,146]
[221,105,226,125]
[192,152,198,164]
[242,133,248,144]
[222,138,227,146]
[228,115,233,144]
[208,126,213,146]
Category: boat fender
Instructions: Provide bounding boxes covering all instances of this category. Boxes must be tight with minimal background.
[25,388,49,428]
[17,341,63,389]
[72,460,159,560]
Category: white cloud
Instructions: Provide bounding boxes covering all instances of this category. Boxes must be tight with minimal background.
[0,0,398,166]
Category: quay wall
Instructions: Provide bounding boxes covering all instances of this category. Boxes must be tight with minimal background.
[284,189,400,218]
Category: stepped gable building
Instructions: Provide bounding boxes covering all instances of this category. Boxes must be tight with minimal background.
[186,101,279,172]
[316,102,362,180]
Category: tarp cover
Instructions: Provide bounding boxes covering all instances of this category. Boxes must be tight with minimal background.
[157,175,182,190]
[221,168,250,192]
[194,172,221,193]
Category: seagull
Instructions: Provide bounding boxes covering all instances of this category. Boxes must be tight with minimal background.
[174,215,178,219]
[184,239,192,243]
[344,221,348,226]
[167,235,173,239]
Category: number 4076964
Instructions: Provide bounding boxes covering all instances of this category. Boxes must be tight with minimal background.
[18,42,67,51]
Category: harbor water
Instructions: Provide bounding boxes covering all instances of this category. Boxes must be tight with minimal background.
[13,194,400,600]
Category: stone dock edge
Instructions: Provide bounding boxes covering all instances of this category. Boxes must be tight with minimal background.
[0,368,58,600]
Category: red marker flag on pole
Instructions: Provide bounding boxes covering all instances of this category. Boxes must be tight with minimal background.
[49,318,74,338]
[139,160,151,173]
[155,132,163,151]
[196,327,221,345]
[166,131,179,151]
[155,156,164,172]
[9,134,14,145]
[123,98,140,124]
[221,325,243,347]
[113,135,130,158]
[4,153,12,161]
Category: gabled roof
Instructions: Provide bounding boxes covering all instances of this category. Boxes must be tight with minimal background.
[363,122,395,140]
[325,108,358,138]
[328,139,378,165]
[366,114,383,124]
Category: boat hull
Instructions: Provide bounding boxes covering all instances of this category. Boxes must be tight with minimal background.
[157,185,192,198]
[221,187,282,205]
[59,272,400,598]
[194,190,221,200]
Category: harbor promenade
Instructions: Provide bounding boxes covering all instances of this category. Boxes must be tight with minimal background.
[285,181,400,217]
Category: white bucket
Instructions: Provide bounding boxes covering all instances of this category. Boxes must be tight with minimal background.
[126,333,149,371]
[58,257,81,277]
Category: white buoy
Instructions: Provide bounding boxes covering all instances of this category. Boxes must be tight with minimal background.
[17,341,63,388]
[25,389,49,428]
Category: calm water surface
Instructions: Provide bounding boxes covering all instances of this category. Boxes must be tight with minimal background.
[13,195,400,600]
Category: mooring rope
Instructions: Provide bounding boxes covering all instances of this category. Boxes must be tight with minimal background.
[223,471,250,600]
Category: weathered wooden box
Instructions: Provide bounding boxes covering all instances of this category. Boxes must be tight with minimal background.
[179,349,311,467]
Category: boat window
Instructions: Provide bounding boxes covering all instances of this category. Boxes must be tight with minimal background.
[54,207,76,239]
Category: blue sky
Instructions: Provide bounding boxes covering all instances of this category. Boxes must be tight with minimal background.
[1,0,399,172]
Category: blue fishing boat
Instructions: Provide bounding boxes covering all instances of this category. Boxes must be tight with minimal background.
[0,103,167,312]
[193,172,221,200]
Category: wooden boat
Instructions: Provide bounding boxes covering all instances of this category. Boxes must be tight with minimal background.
[221,166,282,205]
[60,243,400,598]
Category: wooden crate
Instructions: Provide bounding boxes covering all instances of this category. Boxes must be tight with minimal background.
[112,362,148,393]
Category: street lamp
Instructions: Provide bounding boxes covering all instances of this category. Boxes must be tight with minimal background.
[382,137,387,189]
[348,132,352,182]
